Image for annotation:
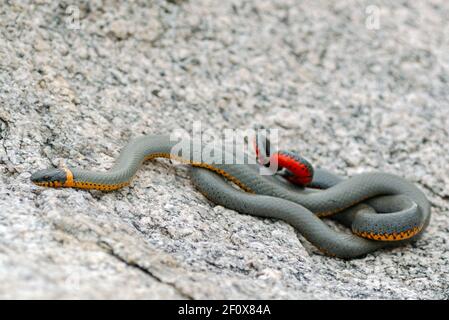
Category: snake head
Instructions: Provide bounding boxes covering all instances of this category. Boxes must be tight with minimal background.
[31,168,68,188]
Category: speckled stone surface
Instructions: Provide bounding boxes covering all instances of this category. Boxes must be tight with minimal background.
[0,0,448,299]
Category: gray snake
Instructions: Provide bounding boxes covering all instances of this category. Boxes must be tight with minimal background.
[30,134,431,258]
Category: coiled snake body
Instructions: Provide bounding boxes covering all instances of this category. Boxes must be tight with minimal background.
[31,134,431,259]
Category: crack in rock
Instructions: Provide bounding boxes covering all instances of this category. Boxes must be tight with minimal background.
[0,115,11,172]
[50,213,195,299]
[98,240,193,300]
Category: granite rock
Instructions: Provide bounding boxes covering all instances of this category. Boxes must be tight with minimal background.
[0,0,448,299]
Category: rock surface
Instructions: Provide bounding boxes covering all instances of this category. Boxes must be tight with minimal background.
[0,0,448,299]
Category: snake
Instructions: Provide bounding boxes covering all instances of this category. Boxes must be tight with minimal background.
[30,134,431,259]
